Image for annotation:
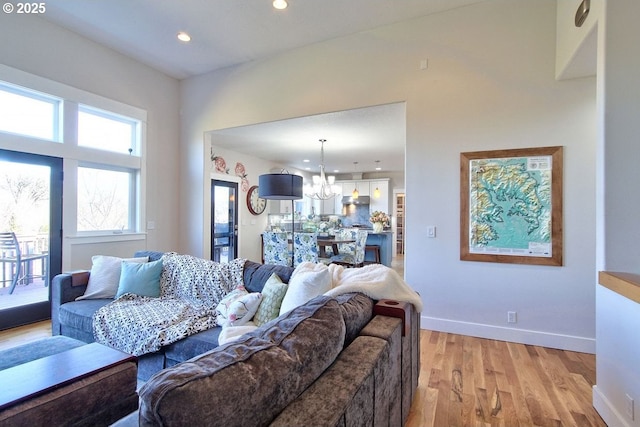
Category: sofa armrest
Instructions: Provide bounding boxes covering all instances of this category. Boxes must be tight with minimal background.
[51,271,90,336]
[364,300,421,424]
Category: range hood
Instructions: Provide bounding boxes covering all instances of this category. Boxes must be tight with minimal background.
[342,195,370,205]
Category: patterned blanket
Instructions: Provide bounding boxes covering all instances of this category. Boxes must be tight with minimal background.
[93,254,246,356]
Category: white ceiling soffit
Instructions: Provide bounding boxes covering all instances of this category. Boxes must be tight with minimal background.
[557,28,597,80]
[42,0,485,79]
[208,102,406,175]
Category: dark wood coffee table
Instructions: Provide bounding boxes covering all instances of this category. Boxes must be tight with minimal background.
[0,342,136,410]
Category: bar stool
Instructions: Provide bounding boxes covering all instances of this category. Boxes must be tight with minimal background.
[364,245,381,264]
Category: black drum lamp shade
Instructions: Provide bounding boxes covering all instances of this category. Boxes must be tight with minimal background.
[259,173,303,267]
[258,174,303,200]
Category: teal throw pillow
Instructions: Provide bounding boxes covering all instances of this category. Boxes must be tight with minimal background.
[253,273,289,326]
[116,259,163,298]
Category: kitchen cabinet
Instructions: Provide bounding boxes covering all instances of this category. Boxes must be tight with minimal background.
[335,179,390,215]
[334,183,344,215]
[369,180,389,214]
[321,196,337,215]
[341,181,370,199]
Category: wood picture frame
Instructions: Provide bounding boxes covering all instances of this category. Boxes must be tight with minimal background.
[460,146,563,266]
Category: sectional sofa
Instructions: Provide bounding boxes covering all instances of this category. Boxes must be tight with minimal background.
[51,251,421,425]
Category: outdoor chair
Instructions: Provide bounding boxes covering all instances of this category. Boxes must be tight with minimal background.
[0,232,22,294]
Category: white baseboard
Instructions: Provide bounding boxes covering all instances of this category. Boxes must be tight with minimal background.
[593,385,631,427]
[421,315,596,354]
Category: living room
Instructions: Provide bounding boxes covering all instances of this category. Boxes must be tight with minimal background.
[0,1,639,426]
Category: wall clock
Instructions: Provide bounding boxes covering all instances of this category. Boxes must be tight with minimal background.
[247,185,266,215]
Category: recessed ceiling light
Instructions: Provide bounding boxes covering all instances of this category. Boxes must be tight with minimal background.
[273,0,287,10]
[303,159,310,163]
[177,32,191,42]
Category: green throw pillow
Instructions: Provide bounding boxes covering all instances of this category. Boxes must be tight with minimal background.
[116,259,163,298]
[253,273,288,326]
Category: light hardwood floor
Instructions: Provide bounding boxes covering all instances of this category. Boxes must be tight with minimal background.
[0,321,604,426]
[406,330,605,427]
[0,319,52,351]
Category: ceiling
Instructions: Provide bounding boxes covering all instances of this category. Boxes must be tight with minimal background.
[209,102,406,175]
[42,0,484,80]
[41,0,485,175]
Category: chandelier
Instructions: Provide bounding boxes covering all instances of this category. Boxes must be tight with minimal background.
[305,139,337,200]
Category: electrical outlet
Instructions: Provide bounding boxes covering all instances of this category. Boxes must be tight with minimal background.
[507,311,517,323]
[626,394,635,420]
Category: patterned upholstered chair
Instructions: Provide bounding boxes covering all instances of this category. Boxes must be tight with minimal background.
[330,229,368,268]
[293,232,318,267]
[262,232,290,266]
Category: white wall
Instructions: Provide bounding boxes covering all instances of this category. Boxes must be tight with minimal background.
[592,0,640,426]
[0,14,181,269]
[556,0,601,79]
[181,0,597,351]
[205,137,285,263]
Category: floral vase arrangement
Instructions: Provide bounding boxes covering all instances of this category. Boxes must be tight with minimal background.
[370,211,390,233]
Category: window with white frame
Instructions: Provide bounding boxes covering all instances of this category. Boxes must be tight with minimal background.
[0,75,146,237]
[0,83,61,141]
[77,165,136,232]
[78,105,140,156]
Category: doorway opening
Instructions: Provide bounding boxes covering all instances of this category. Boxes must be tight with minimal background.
[0,149,62,330]
[211,180,238,263]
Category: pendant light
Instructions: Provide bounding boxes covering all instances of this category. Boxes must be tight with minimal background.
[373,160,381,199]
[352,162,359,200]
[305,139,337,200]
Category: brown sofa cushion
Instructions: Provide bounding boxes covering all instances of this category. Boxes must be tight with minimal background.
[270,335,391,427]
[333,292,374,346]
[138,295,346,427]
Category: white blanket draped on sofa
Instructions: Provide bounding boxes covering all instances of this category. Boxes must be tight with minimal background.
[324,263,423,312]
[93,254,246,356]
[219,262,423,345]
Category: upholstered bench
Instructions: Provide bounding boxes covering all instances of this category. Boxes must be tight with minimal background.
[0,337,139,427]
[0,336,85,371]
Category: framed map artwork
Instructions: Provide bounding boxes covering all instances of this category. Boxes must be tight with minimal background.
[460,146,563,266]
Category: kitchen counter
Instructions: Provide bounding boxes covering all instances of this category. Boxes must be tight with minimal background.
[364,231,393,266]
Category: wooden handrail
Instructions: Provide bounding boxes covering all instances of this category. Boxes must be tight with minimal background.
[598,271,640,304]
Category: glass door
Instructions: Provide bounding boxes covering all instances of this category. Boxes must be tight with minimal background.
[211,180,238,263]
[0,149,62,329]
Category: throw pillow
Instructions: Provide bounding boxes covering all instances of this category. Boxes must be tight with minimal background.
[76,255,148,300]
[115,259,163,298]
[216,285,263,327]
[279,263,331,315]
[253,273,288,326]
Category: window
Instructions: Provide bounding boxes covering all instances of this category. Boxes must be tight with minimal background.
[0,70,146,238]
[77,166,136,232]
[78,106,139,155]
[0,83,60,141]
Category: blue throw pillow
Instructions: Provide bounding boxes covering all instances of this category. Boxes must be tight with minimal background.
[116,259,163,298]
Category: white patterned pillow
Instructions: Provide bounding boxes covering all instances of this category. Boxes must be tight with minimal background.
[216,285,263,327]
